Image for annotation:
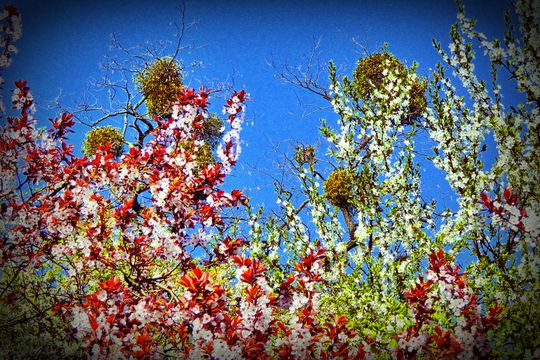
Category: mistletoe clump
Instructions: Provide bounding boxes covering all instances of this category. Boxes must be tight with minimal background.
[194,142,215,171]
[135,57,183,117]
[199,114,224,149]
[189,115,225,172]
[324,169,355,208]
[82,126,124,157]
[353,52,427,123]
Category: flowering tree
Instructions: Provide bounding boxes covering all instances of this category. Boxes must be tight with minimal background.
[0,1,538,359]
[246,0,539,357]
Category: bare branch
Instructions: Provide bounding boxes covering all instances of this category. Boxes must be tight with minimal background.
[268,37,332,102]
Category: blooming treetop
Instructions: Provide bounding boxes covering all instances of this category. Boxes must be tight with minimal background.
[244,0,539,357]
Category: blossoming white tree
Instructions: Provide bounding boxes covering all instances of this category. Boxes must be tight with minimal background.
[248,0,539,357]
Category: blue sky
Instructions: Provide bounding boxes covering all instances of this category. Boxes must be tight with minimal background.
[5,0,509,213]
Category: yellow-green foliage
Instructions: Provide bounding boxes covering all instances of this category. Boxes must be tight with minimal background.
[199,115,224,150]
[353,52,427,123]
[191,142,216,200]
[135,57,183,117]
[82,126,124,157]
[324,169,355,208]
[195,142,215,170]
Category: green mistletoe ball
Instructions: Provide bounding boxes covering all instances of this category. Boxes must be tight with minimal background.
[195,142,215,171]
[199,115,224,150]
[353,52,427,123]
[135,57,183,117]
[82,126,125,157]
[324,169,355,208]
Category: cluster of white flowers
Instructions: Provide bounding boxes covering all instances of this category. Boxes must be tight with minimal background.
[211,339,242,360]
[70,289,182,360]
[170,104,197,129]
[190,315,215,347]
[0,7,22,113]
[396,332,428,355]
[271,311,315,359]
[149,176,170,208]
[426,10,539,353]
[282,196,310,255]
[71,307,93,340]
[11,85,36,114]
[0,119,40,200]
[216,112,243,174]
[239,288,273,336]
[116,164,141,190]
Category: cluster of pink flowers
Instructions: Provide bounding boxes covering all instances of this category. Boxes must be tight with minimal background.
[53,244,377,359]
[481,189,525,231]
[396,248,503,359]
[480,188,540,249]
